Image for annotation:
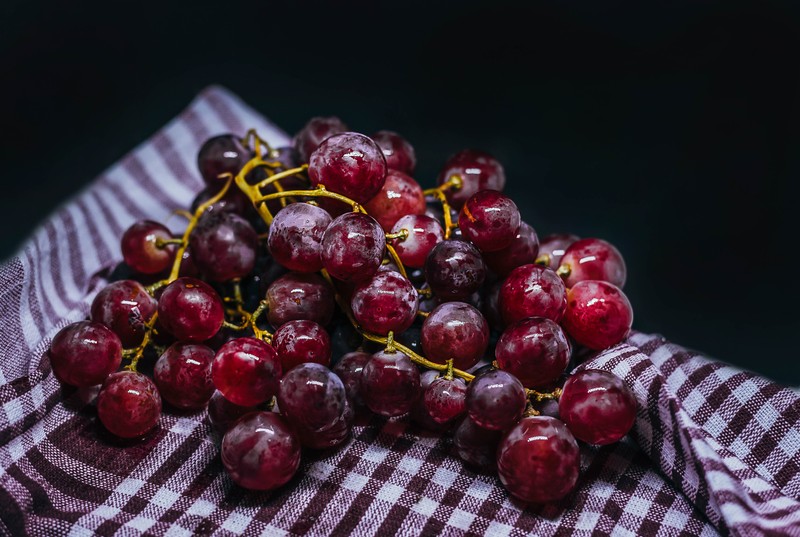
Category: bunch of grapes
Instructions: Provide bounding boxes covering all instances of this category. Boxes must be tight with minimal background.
[47,116,637,504]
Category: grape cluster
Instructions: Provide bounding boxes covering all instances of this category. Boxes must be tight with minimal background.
[48,117,637,504]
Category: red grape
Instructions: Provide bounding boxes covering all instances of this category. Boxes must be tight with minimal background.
[436,149,505,209]
[390,214,444,269]
[484,222,540,277]
[293,116,348,162]
[48,321,122,387]
[157,277,224,342]
[495,317,571,388]
[212,337,281,407]
[562,280,633,350]
[207,390,261,435]
[421,302,489,370]
[153,342,215,410]
[371,130,417,174]
[268,203,332,273]
[458,190,521,252]
[272,319,332,371]
[496,416,580,503]
[465,369,526,431]
[332,351,371,406]
[321,212,385,283]
[121,220,176,274]
[363,170,426,232]
[189,211,258,282]
[537,233,579,269]
[90,280,157,348]
[499,264,567,325]
[558,238,626,288]
[221,411,300,491]
[424,240,486,300]
[361,350,420,417]
[197,134,251,187]
[308,132,387,205]
[97,371,162,438]
[424,376,467,425]
[453,416,503,472]
[410,370,451,432]
[351,270,418,336]
[266,272,335,327]
[559,369,637,445]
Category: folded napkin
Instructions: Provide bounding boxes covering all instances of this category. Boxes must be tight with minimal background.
[1,86,798,537]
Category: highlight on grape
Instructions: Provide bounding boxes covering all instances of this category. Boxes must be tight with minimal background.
[48,117,636,504]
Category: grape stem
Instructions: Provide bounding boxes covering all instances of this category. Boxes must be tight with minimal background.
[123,313,159,372]
[422,175,462,240]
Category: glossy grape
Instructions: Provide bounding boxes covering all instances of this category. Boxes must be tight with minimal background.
[268,203,332,273]
[537,233,579,269]
[410,370,451,432]
[197,134,251,187]
[207,390,261,435]
[157,277,224,342]
[332,351,371,406]
[436,150,506,209]
[153,342,215,410]
[321,212,385,282]
[266,272,335,327]
[390,215,444,269]
[496,416,580,503]
[308,132,387,205]
[559,369,637,445]
[293,116,348,162]
[361,350,420,417]
[48,321,122,387]
[558,238,627,288]
[363,170,426,231]
[495,317,571,388]
[424,240,486,300]
[424,376,467,424]
[421,302,489,370]
[499,264,567,325]
[465,369,526,431]
[484,222,540,277]
[97,371,162,438]
[90,280,157,348]
[453,416,503,472]
[278,363,353,449]
[561,280,633,350]
[212,337,282,407]
[221,411,300,491]
[121,220,176,275]
[351,270,418,336]
[189,211,258,282]
[371,130,416,174]
[272,319,332,371]
[458,190,520,252]
[191,184,251,218]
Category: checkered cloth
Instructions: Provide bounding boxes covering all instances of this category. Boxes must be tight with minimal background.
[1,87,798,537]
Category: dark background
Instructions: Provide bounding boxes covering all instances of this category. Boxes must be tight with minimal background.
[2,1,799,383]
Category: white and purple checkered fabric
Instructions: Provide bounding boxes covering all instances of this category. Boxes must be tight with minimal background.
[0,87,798,536]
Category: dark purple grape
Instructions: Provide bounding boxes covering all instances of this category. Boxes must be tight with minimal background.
[361,350,420,417]
[484,222,540,277]
[157,277,224,342]
[537,233,579,269]
[351,270,418,336]
[465,369,526,431]
[293,116,348,162]
[190,185,250,217]
[90,280,157,348]
[495,318,571,389]
[221,411,300,490]
[189,211,258,282]
[436,150,505,209]
[97,371,162,438]
[332,351,371,406]
[424,240,486,300]
[559,369,637,445]
[421,302,489,371]
[458,190,520,252]
[197,134,251,187]
[321,212,385,283]
[266,272,335,327]
[278,363,353,449]
[499,264,567,325]
[268,203,332,273]
[121,220,176,275]
[496,416,580,503]
[212,337,282,407]
[153,342,215,410]
[48,321,122,387]
[308,132,387,205]
[453,416,503,472]
[207,390,262,435]
[371,130,417,174]
[272,319,332,371]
